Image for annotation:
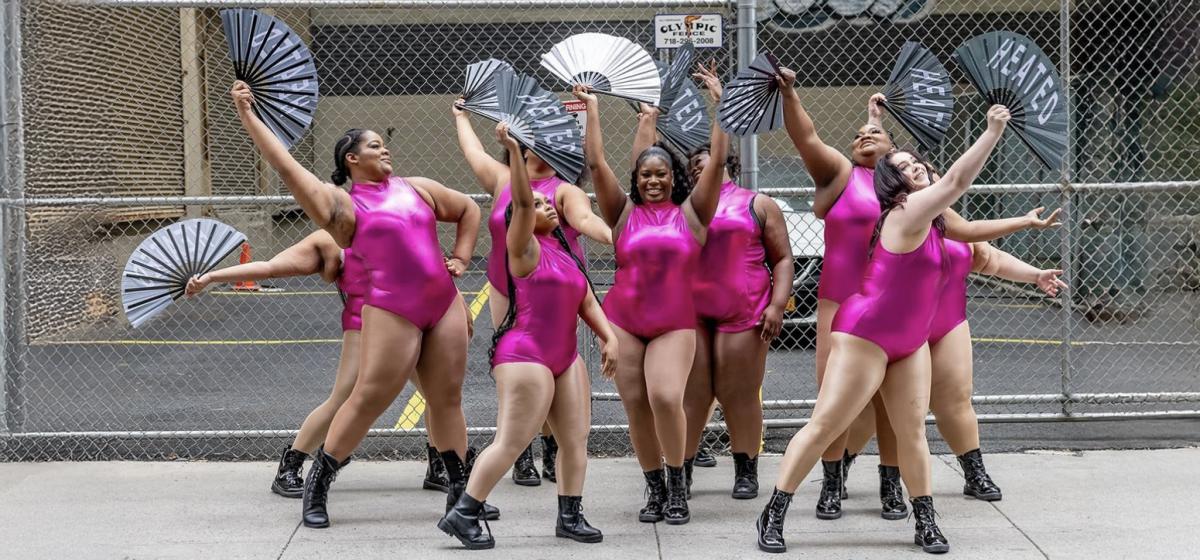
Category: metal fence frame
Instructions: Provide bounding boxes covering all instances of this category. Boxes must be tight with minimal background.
[2,0,1199,459]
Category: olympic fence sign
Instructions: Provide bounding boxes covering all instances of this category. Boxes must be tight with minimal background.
[654,14,722,50]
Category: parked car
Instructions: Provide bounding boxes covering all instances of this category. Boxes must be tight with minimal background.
[772,196,822,345]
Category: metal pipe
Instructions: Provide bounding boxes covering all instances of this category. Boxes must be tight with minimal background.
[0,0,24,434]
[67,0,729,8]
[760,410,1200,429]
[752,181,1200,198]
[735,0,757,191]
[1059,0,1074,418]
[755,392,1200,411]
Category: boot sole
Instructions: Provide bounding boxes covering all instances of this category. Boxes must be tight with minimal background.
[271,484,303,499]
[695,459,717,468]
[915,535,950,554]
[513,477,542,487]
[732,489,758,500]
[638,512,663,523]
[964,487,1002,501]
[423,480,449,493]
[881,509,907,520]
[815,509,842,520]
[437,518,495,550]
[664,513,691,525]
[302,518,330,529]
[755,517,786,554]
[556,528,603,543]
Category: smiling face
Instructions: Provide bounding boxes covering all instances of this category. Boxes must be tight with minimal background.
[532,191,560,234]
[850,124,893,168]
[688,150,710,185]
[890,151,930,190]
[636,155,673,203]
[346,130,392,181]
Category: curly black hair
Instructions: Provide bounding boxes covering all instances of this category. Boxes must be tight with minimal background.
[629,142,691,205]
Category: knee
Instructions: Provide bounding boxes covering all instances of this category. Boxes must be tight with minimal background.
[647,388,684,415]
[422,385,463,412]
[931,385,973,416]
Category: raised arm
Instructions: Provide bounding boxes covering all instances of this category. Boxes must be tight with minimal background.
[944,206,1062,243]
[777,68,853,201]
[558,184,613,245]
[971,242,1066,297]
[757,195,794,341]
[900,105,1010,230]
[866,93,885,128]
[231,81,355,246]
[407,176,481,278]
[573,85,628,227]
[686,62,727,226]
[578,289,618,380]
[185,230,329,296]
[631,104,660,168]
[497,122,538,277]
[452,100,510,195]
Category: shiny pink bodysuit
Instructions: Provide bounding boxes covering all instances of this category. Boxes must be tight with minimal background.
[487,176,584,294]
[832,226,948,362]
[694,181,771,332]
[928,239,972,345]
[819,166,880,304]
[349,177,457,330]
[604,201,701,340]
[337,246,368,332]
[492,235,589,376]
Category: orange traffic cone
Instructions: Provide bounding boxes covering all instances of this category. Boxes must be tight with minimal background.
[232,242,260,291]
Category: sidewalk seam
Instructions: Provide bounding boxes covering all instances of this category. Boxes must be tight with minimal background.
[276,521,301,560]
[654,522,663,560]
[937,455,1051,560]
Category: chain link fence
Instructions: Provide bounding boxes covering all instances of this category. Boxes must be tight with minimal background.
[1,0,1197,461]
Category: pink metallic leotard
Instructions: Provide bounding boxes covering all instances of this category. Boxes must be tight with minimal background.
[492,235,589,376]
[694,181,771,332]
[819,166,880,304]
[603,201,701,340]
[928,239,972,345]
[487,176,584,294]
[349,177,457,331]
[832,226,948,362]
[337,246,368,332]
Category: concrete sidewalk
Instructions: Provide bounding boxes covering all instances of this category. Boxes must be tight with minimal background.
[3,448,1198,559]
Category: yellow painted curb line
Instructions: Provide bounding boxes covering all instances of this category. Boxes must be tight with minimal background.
[395,284,491,430]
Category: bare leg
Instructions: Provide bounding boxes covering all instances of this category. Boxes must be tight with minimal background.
[415,300,470,458]
[712,328,769,456]
[815,299,851,461]
[928,323,979,455]
[775,334,887,493]
[610,324,658,471]
[323,306,421,461]
[844,400,876,456]
[683,325,716,458]
[644,329,697,467]
[546,357,592,496]
[465,363,555,501]
[876,345,934,498]
[292,331,361,454]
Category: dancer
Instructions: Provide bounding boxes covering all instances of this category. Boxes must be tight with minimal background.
[756,104,1013,554]
[229,80,481,530]
[632,64,793,501]
[183,231,485,509]
[438,123,618,550]
[778,73,1061,520]
[452,100,612,486]
[573,71,725,525]
[842,157,1064,512]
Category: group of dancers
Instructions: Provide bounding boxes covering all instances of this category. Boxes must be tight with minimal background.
[189,59,1065,553]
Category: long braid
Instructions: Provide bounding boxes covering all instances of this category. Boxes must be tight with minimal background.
[551,227,597,301]
[488,205,521,367]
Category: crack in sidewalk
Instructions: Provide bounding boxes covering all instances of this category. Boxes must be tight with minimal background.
[276,521,302,560]
[938,455,1050,560]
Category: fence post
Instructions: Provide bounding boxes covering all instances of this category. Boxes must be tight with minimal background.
[735,0,757,190]
[1058,0,1074,416]
[180,7,211,217]
[0,0,25,434]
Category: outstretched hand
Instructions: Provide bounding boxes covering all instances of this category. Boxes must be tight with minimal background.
[230,81,254,114]
[693,60,723,102]
[1026,207,1063,230]
[495,121,519,150]
[1036,269,1067,297]
[185,274,209,298]
[572,84,598,104]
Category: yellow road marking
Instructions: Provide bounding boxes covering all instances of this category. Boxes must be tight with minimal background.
[212,290,487,297]
[972,336,1084,347]
[395,283,491,430]
[40,339,341,346]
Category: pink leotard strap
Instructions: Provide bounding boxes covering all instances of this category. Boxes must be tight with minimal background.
[928,239,972,345]
[486,176,584,294]
[337,246,368,332]
[819,166,880,304]
[832,226,948,362]
[603,201,701,340]
[492,235,588,376]
[694,181,771,332]
[349,177,457,331]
